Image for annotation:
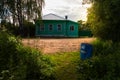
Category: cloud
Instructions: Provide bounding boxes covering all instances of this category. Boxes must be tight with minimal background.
[63,0,82,5]
[43,0,91,21]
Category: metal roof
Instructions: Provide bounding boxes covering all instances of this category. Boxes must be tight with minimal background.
[42,13,66,20]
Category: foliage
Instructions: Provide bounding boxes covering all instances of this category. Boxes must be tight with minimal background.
[77,20,92,37]
[0,32,55,80]
[87,0,120,42]
[17,46,55,80]
[1,20,19,35]
[77,53,120,80]
[82,0,92,4]
[0,0,44,21]
[0,20,36,37]
[22,21,35,37]
[0,0,44,36]
[77,20,90,31]
[77,39,120,80]
[92,39,113,56]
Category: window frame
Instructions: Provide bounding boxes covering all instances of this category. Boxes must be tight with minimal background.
[40,24,44,31]
[57,24,62,31]
[49,24,53,31]
[70,25,74,31]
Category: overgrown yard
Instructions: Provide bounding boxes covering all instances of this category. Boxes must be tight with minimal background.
[2,31,120,80]
[44,52,80,80]
[21,38,95,80]
[22,38,95,54]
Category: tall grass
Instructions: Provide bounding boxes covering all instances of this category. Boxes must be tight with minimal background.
[45,52,80,80]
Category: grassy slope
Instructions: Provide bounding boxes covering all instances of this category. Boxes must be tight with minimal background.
[44,52,80,80]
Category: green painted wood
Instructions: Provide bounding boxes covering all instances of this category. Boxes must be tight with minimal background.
[35,20,79,37]
[79,30,92,37]
[66,21,79,37]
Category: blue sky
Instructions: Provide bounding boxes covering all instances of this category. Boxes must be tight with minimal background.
[42,0,91,21]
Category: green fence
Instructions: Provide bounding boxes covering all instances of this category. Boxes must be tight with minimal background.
[79,30,92,37]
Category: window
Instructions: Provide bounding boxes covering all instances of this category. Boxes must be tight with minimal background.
[49,24,53,31]
[70,26,74,31]
[57,24,62,31]
[40,25,44,31]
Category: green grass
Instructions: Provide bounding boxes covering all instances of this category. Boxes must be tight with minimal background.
[44,52,80,80]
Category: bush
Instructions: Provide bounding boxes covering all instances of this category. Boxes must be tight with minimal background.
[77,53,120,80]
[92,39,114,56]
[17,46,55,80]
[0,32,55,80]
[77,39,120,80]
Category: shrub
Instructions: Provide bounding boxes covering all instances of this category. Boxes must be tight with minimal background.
[92,39,114,56]
[77,39,120,80]
[77,53,120,80]
[17,46,55,80]
[0,32,55,80]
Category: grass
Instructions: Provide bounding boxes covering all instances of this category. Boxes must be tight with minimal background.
[44,52,80,80]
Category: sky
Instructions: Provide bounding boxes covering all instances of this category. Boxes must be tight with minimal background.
[42,0,91,22]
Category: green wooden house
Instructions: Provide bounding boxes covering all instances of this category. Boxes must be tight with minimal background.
[35,13,79,37]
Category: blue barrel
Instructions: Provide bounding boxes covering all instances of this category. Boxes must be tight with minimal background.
[80,43,93,60]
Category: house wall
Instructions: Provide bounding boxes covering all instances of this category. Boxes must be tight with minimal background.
[66,21,79,37]
[35,20,79,37]
[36,20,66,37]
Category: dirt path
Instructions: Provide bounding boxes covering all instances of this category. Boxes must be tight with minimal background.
[22,38,95,54]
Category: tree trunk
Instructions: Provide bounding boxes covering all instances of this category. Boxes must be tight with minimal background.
[17,0,24,37]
